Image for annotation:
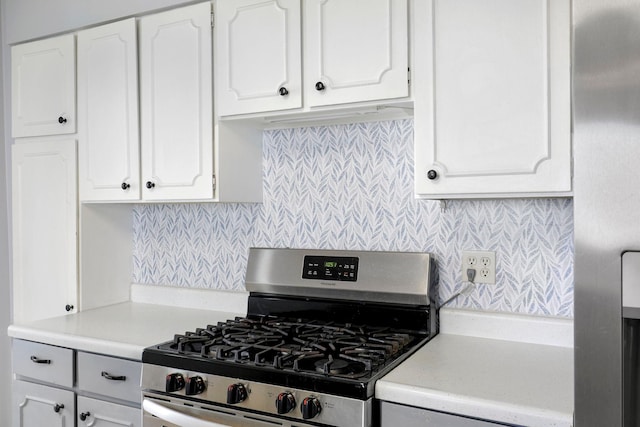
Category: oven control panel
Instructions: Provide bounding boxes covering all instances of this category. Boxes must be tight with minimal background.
[302,256,359,281]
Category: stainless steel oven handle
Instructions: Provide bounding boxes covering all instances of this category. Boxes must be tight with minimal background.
[142,398,231,427]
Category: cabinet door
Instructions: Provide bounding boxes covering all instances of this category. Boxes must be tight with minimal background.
[414,0,571,197]
[78,19,140,201]
[11,35,76,137]
[140,2,214,200]
[304,0,409,107]
[78,396,141,427]
[13,380,75,427]
[216,0,302,116]
[12,140,77,323]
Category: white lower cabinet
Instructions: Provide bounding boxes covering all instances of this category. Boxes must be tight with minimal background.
[78,396,141,427]
[11,340,142,427]
[380,401,512,427]
[13,381,75,427]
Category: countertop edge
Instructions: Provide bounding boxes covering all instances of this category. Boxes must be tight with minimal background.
[8,324,144,360]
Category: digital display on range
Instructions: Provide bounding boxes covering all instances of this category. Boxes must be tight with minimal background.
[302,256,359,282]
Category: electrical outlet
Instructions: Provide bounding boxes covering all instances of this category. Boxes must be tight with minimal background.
[462,250,496,284]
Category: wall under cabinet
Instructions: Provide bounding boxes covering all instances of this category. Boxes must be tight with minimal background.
[133,119,574,317]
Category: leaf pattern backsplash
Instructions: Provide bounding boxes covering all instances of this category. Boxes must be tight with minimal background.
[133,119,574,317]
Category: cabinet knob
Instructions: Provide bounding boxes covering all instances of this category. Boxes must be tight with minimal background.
[121,182,130,190]
[58,116,67,124]
[79,412,90,421]
[146,181,155,189]
[427,169,438,180]
[53,403,64,413]
[65,304,74,312]
[315,81,326,91]
[279,87,289,96]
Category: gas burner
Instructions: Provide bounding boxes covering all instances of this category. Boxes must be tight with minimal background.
[315,358,352,375]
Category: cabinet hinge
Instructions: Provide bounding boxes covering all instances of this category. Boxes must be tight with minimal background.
[212,174,217,191]
[211,11,214,28]
[408,67,411,85]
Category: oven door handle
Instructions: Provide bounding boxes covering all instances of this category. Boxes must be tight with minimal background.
[142,398,231,427]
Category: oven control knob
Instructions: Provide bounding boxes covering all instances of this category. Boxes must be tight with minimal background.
[301,396,322,420]
[226,383,248,404]
[185,376,206,395]
[165,373,185,392]
[275,392,296,414]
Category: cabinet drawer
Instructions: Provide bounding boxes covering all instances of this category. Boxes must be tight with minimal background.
[12,340,73,387]
[77,352,141,403]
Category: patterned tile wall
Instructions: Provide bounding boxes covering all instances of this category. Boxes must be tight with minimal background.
[133,119,574,317]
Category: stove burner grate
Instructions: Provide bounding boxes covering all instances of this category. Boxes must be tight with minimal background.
[164,316,419,379]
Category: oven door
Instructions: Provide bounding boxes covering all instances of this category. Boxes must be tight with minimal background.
[143,393,309,427]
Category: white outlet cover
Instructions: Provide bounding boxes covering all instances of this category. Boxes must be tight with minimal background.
[461,250,496,284]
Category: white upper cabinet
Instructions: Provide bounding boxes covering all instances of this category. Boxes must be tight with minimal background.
[11,35,76,138]
[216,0,302,116]
[216,0,409,117]
[304,0,409,107]
[78,19,140,202]
[140,2,214,200]
[12,139,77,324]
[414,0,571,198]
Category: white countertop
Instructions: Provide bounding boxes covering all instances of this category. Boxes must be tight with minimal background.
[376,310,574,427]
[8,295,245,360]
[7,287,574,426]
[8,285,248,360]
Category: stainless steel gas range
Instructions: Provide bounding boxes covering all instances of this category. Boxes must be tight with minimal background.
[141,248,438,427]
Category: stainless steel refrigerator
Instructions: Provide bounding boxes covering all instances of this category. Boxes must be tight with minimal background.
[574,1,640,426]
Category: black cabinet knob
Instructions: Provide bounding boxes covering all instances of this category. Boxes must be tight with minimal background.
[58,116,67,124]
[315,81,326,91]
[279,87,289,96]
[300,397,321,420]
[79,412,90,421]
[145,181,155,189]
[121,182,130,190]
[276,392,296,414]
[227,383,248,404]
[65,304,74,312]
[427,169,438,180]
[53,403,64,413]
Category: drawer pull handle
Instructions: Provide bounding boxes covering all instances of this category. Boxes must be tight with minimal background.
[30,356,51,364]
[53,403,64,413]
[79,411,90,421]
[101,371,126,381]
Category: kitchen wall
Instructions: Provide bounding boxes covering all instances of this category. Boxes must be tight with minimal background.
[133,119,575,317]
[0,0,11,419]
